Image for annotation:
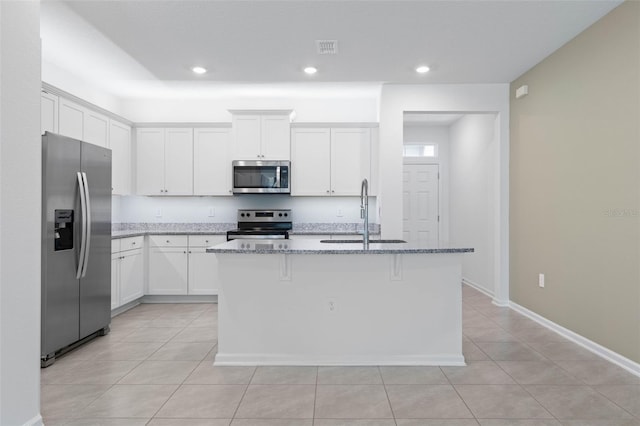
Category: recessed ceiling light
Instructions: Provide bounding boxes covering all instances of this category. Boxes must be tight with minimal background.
[192,66,207,74]
[415,65,430,74]
[304,66,318,75]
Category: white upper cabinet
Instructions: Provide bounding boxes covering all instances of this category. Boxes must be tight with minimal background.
[135,128,193,196]
[164,128,194,195]
[57,95,110,148]
[291,128,331,196]
[136,128,165,195]
[330,128,371,196]
[58,98,85,141]
[194,128,232,196]
[261,115,291,159]
[109,120,132,195]
[41,91,58,135]
[231,111,292,160]
[84,110,109,148]
[233,115,262,159]
[291,127,371,196]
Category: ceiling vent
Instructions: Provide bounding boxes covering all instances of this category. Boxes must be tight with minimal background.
[316,40,338,55]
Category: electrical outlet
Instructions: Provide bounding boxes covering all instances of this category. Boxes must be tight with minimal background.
[155,208,162,218]
[337,208,343,217]
[208,207,215,217]
[327,298,337,313]
[539,273,545,288]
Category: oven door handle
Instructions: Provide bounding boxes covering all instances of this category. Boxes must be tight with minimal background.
[228,234,287,241]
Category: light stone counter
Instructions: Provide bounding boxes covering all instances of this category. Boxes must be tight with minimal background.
[206,238,473,255]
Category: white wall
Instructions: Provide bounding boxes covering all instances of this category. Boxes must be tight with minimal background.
[114,195,377,225]
[42,61,124,116]
[449,114,498,295]
[121,96,378,123]
[0,2,43,425]
[379,83,510,305]
[402,124,451,242]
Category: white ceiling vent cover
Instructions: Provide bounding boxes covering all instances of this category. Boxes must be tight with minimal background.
[316,40,338,55]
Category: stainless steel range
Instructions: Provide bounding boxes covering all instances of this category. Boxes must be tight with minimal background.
[226,209,292,241]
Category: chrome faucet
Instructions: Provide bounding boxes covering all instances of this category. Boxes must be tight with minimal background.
[360,178,369,247]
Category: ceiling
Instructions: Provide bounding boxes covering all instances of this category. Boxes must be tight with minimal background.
[41,0,622,99]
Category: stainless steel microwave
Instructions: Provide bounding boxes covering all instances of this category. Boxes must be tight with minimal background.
[232,160,290,194]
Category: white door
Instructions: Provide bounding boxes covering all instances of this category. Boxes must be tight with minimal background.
[403,164,439,242]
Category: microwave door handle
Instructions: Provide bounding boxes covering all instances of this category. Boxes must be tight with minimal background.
[275,166,281,188]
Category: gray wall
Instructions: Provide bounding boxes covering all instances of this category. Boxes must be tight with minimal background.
[510,1,640,363]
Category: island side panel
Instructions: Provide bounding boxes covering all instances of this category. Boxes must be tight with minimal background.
[215,253,464,366]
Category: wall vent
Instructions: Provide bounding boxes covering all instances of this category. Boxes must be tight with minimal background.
[316,40,338,55]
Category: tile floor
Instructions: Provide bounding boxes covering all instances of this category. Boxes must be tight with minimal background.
[41,286,640,426]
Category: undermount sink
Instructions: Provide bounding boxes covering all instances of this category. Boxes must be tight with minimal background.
[320,239,407,244]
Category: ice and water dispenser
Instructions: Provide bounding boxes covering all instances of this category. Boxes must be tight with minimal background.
[54,209,74,251]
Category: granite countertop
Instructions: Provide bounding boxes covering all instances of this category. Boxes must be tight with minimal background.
[206,238,474,255]
[111,223,381,239]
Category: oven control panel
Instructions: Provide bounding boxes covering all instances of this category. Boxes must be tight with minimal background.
[237,209,291,222]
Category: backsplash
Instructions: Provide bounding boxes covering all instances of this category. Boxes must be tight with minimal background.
[111,222,380,235]
[113,195,379,224]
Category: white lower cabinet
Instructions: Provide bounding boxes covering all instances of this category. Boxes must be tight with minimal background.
[188,235,226,295]
[148,234,225,296]
[111,237,144,309]
[119,249,144,304]
[148,235,189,295]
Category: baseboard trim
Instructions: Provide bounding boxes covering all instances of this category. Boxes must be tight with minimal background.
[111,299,142,317]
[142,295,218,304]
[510,301,640,378]
[462,278,494,298]
[23,414,43,426]
[214,353,466,367]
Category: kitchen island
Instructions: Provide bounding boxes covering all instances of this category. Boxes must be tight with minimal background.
[207,239,473,366]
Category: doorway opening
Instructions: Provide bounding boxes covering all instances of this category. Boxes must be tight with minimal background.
[403,112,499,298]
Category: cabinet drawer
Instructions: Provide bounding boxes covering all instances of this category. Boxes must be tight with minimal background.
[149,235,188,247]
[111,239,121,254]
[189,235,225,247]
[120,236,144,251]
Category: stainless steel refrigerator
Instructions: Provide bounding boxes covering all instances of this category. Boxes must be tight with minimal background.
[41,132,112,367]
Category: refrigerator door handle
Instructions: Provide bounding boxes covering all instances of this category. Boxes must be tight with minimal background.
[80,172,91,278]
[76,172,88,279]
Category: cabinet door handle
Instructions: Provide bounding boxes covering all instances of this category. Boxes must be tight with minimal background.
[132,242,136,245]
[331,190,335,193]
[326,190,330,193]
[166,240,170,243]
